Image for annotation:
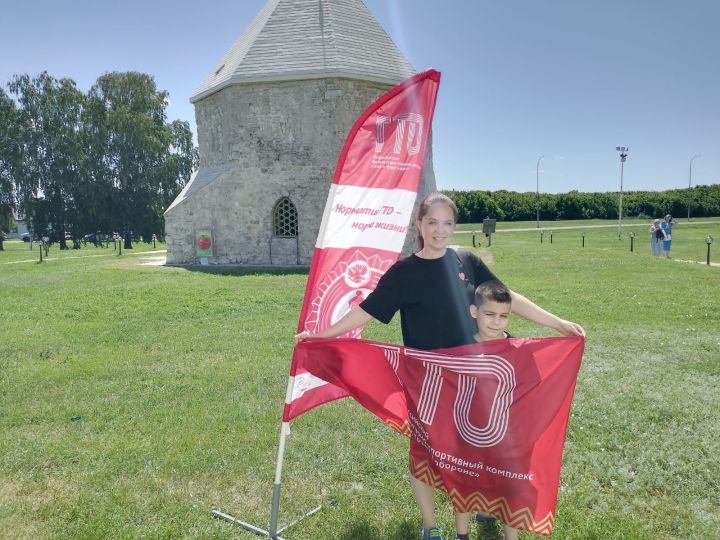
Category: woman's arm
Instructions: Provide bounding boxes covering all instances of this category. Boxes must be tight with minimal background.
[509,290,586,337]
[294,307,374,345]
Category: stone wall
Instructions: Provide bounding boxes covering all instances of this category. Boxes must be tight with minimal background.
[165,77,436,265]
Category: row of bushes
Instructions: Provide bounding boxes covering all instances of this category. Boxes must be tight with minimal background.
[443,184,720,223]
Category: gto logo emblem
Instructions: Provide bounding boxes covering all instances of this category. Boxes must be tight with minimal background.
[375,113,424,156]
[406,350,516,448]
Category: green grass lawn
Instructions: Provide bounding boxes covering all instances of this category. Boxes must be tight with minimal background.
[1,221,719,539]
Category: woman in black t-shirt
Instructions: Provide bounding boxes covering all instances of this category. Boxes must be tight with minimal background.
[295,193,585,540]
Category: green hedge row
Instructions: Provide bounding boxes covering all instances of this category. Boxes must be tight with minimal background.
[443,184,720,223]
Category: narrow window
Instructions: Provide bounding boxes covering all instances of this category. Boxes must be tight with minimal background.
[273,197,298,238]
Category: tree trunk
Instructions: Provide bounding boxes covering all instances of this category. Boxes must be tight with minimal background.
[124,231,133,249]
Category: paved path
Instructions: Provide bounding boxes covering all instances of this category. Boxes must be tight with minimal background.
[139,255,167,266]
[455,220,720,234]
[674,258,720,268]
[1,249,167,265]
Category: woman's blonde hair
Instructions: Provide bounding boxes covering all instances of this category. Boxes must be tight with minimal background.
[415,192,459,249]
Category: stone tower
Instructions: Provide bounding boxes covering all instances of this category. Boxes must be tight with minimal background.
[164,0,437,265]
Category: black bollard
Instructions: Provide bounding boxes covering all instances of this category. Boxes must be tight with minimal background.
[550,232,553,244]
[540,231,544,244]
[706,236,714,265]
[582,234,585,248]
[119,240,122,255]
[472,231,476,248]
[39,242,43,262]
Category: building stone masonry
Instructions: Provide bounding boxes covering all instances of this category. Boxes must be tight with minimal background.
[164,0,437,265]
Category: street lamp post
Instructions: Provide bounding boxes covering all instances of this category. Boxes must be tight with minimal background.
[688,154,701,221]
[616,147,629,240]
[706,235,714,265]
[536,155,544,229]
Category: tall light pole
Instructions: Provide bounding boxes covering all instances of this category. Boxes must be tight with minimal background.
[536,155,544,229]
[616,147,628,240]
[688,154,701,221]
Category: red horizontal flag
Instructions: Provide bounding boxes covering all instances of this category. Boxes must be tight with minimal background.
[294,336,585,536]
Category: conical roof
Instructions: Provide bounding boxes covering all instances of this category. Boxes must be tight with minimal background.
[191,0,416,102]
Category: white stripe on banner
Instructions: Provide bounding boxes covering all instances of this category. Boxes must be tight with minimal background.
[290,372,330,402]
[316,185,418,251]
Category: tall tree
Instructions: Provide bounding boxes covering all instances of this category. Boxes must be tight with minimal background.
[86,72,196,248]
[153,119,197,238]
[0,88,22,250]
[8,72,85,249]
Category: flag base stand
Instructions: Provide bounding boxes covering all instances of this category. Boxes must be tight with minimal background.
[211,504,321,540]
[212,416,322,539]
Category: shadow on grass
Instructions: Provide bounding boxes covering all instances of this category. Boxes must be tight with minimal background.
[335,517,506,539]
[477,520,503,540]
[168,264,309,277]
[337,518,417,539]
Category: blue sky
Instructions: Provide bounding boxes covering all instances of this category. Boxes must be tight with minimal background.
[2,0,718,193]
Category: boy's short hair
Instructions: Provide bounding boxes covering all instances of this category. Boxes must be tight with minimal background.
[474,280,512,307]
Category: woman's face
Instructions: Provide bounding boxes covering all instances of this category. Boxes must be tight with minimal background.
[417,203,455,252]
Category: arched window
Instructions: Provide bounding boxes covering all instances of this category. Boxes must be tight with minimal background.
[273,197,298,238]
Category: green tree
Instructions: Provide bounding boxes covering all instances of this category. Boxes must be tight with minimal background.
[86,72,196,248]
[0,87,21,250]
[8,72,85,249]
[147,119,197,242]
[447,186,720,223]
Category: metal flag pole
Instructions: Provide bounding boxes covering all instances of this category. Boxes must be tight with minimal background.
[212,376,321,539]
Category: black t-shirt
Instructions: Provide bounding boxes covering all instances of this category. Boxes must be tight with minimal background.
[360,249,500,350]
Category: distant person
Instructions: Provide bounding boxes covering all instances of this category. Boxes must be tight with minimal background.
[649,219,665,257]
[661,214,677,259]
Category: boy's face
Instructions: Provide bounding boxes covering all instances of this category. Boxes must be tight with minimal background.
[470,299,512,341]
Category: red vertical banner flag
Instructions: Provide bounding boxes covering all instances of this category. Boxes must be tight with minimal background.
[283,70,441,421]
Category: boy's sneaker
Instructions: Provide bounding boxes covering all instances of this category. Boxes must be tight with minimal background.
[421,527,444,540]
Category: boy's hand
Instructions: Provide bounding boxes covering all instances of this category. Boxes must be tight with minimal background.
[557,320,586,337]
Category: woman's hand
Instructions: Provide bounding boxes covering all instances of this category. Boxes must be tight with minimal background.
[293,307,374,347]
[294,331,311,345]
[557,319,586,337]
